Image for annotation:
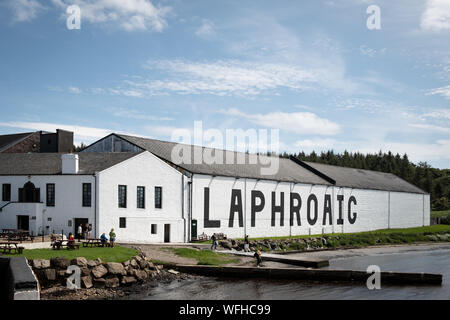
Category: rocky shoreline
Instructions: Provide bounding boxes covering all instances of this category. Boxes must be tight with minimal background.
[30,250,192,300]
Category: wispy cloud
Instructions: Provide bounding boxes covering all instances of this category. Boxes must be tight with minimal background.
[195,19,215,37]
[427,85,450,99]
[8,0,45,23]
[421,0,450,32]
[111,107,174,121]
[221,108,340,135]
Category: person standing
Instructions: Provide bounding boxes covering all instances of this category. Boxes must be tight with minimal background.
[109,228,116,248]
[84,223,89,240]
[77,224,83,242]
[87,224,92,239]
[254,248,262,267]
[211,233,217,251]
[244,235,250,252]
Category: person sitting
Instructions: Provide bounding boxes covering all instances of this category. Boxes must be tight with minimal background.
[100,233,108,246]
[50,233,57,249]
[67,232,75,249]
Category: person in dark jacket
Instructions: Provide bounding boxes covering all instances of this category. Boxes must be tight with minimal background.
[254,248,262,267]
[211,234,218,251]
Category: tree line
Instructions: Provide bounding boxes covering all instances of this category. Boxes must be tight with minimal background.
[282,150,450,211]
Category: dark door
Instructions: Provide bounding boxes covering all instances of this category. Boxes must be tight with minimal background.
[17,215,29,231]
[164,224,170,243]
[191,220,197,240]
[74,218,89,238]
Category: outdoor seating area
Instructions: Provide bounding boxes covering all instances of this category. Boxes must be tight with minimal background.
[0,229,35,243]
[82,238,110,248]
[0,241,25,255]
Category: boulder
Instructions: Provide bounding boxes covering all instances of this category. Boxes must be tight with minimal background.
[130,259,139,268]
[91,265,108,278]
[93,278,106,288]
[32,259,50,269]
[219,240,232,250]
[81,276,93,289]
[123,260,130,267]
[138,259,148,269]
[41,269,56,281]
[94,258,103,265]
[135,270,148,281]
[80,267,91,277]
[87,260,98,268]
[70,257,88,268]
[105,276,120,288]
[51,257,70,269]
[121,276,137,286]
[147,261,156,270]
[168,269,179,275]
[105,262,126,275]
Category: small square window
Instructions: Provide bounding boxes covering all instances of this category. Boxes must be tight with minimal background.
[151,224,157,234]
[68,220,72,227]
[119,217,126,228]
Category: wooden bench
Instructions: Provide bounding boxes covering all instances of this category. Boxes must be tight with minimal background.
[83,239,110,247]
[53,240,79,250]
[0,242,25,254]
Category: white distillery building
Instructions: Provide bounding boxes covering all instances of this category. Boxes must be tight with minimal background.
[0,133,430,243]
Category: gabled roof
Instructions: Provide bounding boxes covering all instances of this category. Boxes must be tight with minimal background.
[0,132,35,152]
[301,161,427,194]
[114,134,333,185]
[0,152,141,175]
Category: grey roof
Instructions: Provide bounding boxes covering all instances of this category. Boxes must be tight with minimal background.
[302,161,427,194]
[0,132,35,152]
[0,152,140,175]
[115,134,332,185]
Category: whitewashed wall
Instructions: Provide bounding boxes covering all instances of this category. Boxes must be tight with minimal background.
[191,174,429,239]
[0,175,95,236]
[97,152,187,243]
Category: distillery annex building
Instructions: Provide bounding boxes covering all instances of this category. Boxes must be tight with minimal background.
[0,133,429,243]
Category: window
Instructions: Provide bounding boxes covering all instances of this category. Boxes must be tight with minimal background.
[2,184,11,202]
[82,183,92,207]
[119,217,126,228]
[155,186,162,209]
[46,184,55,207]
[118,185,127,208]
[137,186,145,209]
[151,224,157,234]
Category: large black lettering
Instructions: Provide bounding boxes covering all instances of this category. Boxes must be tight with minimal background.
[322,194,332,225]
[348,196,357,224]
[307,194,318,225]
[203,187,220,228]
[271,192,284,227]
[228,189,243,228]
[251,190,265,227]
[290,193,302,226]
[337,195,344,225]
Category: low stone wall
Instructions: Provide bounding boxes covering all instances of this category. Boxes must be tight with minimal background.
[30,251,165,290]
[0,257,40,300]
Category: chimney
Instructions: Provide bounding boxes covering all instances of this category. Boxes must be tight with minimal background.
[61,154,79,174]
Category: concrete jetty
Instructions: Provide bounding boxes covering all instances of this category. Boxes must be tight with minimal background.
[173,265,443,285]
[219,250,330,268]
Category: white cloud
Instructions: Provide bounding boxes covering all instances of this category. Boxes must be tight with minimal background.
[222,108,340,135]
[427,85,450,99]
[421,0,450,31]
[409,123,450,133]
[8,0,45,23]
[423,109,450,119]
[195,19,215,37]
[51,0,171,31]
[68,86,82,94]
[111,107,174,121]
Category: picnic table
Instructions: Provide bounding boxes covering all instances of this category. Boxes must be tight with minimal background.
[0,241,24,254]
[1,229,34,243]
[82,238,109,248]
[52,239,80,250]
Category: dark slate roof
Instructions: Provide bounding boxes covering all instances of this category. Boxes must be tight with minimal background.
[115,134,332,185]
[0,132,35,152]
[0,152,141,175]
[302,161,427,194]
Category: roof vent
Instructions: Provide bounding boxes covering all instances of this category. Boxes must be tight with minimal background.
[62,154,79,174]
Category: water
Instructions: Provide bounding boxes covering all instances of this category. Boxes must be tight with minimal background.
[128,247,450,300]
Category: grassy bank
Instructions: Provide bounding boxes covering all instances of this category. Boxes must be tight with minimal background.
[3,245,138,263]
[167,248,239,266]
[431,210,450,218]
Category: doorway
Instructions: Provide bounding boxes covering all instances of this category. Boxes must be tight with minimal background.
[191,220,197,240]
[17,215,29,231]
[164,224,170,243]
[74,218,89,239]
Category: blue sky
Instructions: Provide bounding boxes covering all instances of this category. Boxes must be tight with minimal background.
[0,0,449,168]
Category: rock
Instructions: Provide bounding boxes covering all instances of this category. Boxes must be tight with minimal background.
[81,276,93,289]
[135,270,148,281]
[91,265,108,278]
[51,257,70,269]
[32,259,50,269]
[93,278,106,288]
[105,276,120,288]
[105,262,126,275]
[80,267,91,277]
[123,260,130,267]
[156,265,164,270]
[87,260,98,268]
[134,255,143,263]
[219,240,232,250]
[138,259,148,269]
[95,258,103,265]
[57,270,66,278]
[130,259,139,268]
[70,257,88,268]
[41,268,56,281]
[168,269,179,275]
[147,261,156,270]
[121,276,137,286]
